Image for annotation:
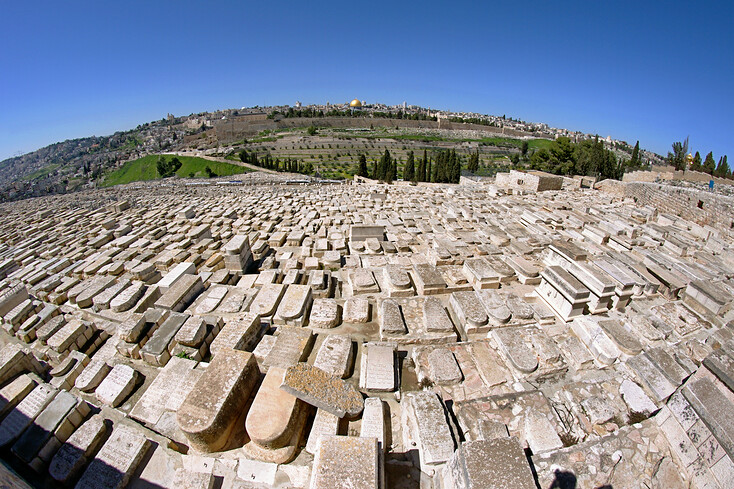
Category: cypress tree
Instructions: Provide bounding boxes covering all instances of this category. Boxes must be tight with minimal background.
[703,152,716,175]
[404,151,415,182]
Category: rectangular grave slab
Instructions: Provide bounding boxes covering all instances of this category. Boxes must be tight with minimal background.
[422,297,456,333]
[281,363,364,418]
[311,436,379,489]
[444,438,536,489]
[0,384,58,447]
[95,364,138,407]
[12,390,85,466]
[314,335,353,378]
[263,327,314,369]
[683,377,734,461]
[359,343,397,392]
[402,391,456,466]
[177,348,258,452]
[0,374,37,419]
[380,299,407,337]
[49,414,109,484]
[130,356,203,426]
[140,312,189,366]
[249,283,287,318]
[411,264,447,295]
[74,424,150,489]
[209,313,262,357]
[154,274,203,312]
[273,285,313,327]
[306,408,340,455]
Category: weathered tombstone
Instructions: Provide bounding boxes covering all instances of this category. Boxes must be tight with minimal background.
[74,424,150,489]
[359,342,397,392]
[280,363,364,418]
[380,299,407,337]
[209,313,261,357]
[263,327,314,369]
[305,408,340,455]
[245,367,308,463]
[0,383,58,447]
[443,438,536,489]
[422,298,455,333]
[402,391,456,467]
[49,414,109,483]
[309,298,341,329]
[177,348,258,452]
[249,283,287,317]
[95,364,139,407]
[310,436,380,489]
[427,348,463,385]
[343,297,370,323]
[313,335,353,378]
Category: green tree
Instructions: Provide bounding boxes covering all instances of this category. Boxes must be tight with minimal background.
[703,151,716,175]
[307,126,317,136]
[629,141,640,167]
[668,137,689,170]
[404,151,415,182]
[468,150,479,173]
[520,141,529,158]
[356,154,369,177]
[204,166,217,178]
[691,151,702,172]
[156,155,182,178]
[239,149,248,163]
[715,155,730,178]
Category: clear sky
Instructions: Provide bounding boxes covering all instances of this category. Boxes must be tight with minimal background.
[1,1,732,162]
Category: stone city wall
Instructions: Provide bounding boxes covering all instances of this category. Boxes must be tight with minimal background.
[617,182,734,232]
[623,169,731,186]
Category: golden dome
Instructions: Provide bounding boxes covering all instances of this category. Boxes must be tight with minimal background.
[349,99,362,107]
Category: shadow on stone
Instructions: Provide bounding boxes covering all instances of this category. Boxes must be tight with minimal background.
[548,469,578,489]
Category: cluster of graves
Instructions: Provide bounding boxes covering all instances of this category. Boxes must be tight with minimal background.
[0,177,731,489]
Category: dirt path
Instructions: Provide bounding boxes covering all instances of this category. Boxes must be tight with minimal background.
[164,151,278,174]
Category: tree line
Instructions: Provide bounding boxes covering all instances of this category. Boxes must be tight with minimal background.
[526,137,623,180]
[354,149,462,184]
[667,138,730,178]
[239,150,313,175]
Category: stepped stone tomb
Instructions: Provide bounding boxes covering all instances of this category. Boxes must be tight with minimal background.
[0,174,731,488]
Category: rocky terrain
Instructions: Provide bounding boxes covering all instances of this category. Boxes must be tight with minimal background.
[0,173,731,488]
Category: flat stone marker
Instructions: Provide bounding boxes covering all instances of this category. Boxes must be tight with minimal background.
[359,342,397,392]
[383,265,413,296]
[236,458,277,486]
[195,285,228,314]
[411,264,447,295]
[158,262,196,291]
[627,352,677,402]
[141,312,189,366]
[306,408,340,454]
[110,281,146,312]
[92,279,130,311]
[360,398,386,449]
[422,297,455,333]
[491,328,539,374]
[74,359,111,392]
[309,298,341,328]
[274,284,313,326]
[343,297,370,323]
[281,363,364,418]
[175,315,208,348]
[703,348,734,393]
[477,290,512,324]
[683,377,734,461]
[0,374,37,419]
[49,414,109,483]
[263,327,314,369]
[177,348,258,452]
[351,269,380,294]
[75,276,116,308]
[249,283,286,317]
[310,436,379,489]
[74,424,151,489]
[450,291,488,331]
[12,390,84,465]
[402,391,455,466]
[154,274,203,312]
[313,334,353,378]
[380,299,407,336]
[0,383,57,447]
[209,313,261,357]
[246,366,307,459]
[444,438,536,489]
[619,379,657,414]
[504,293,534,320]
[96,364,138,407]
[523,410,563,454]
[427,348,463,385]
[130,356,203,425]
[597,319,643,355]
[570,317,621,366]
[462,257,499,289]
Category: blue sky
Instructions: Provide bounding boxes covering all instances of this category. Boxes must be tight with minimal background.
[1,1,732,162]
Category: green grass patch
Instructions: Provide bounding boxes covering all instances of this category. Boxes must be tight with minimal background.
[23,163,61,181]
[102,155,253,187]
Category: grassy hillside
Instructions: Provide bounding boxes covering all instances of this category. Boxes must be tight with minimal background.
[102,155,253,187]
